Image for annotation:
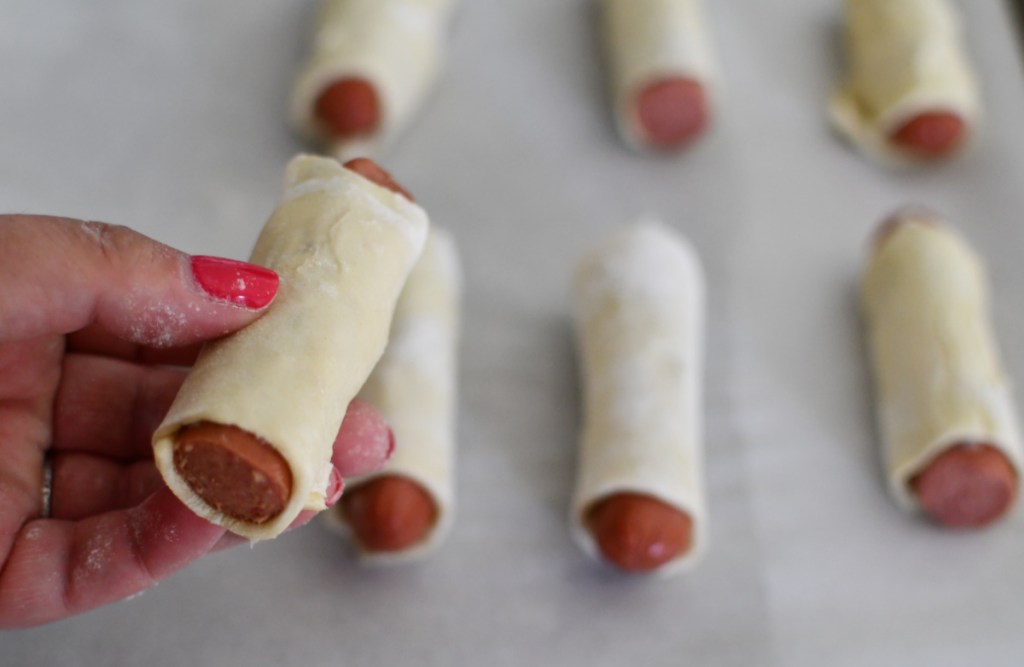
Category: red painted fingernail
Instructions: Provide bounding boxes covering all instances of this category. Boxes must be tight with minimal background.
[326,467,345,506]
[386,428,396,459]
[190,256,279,309]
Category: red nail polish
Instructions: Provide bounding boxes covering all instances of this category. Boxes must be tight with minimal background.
[190,256,278,309]
[326,467,344,506]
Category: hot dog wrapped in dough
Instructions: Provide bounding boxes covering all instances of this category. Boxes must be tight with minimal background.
[291,0,458,160]
[328,228,462,563]
[862,211,1022,528]
[829,0,981,164]
[152,155,429,541]
[570,221,707,575]
[600,0,718,151]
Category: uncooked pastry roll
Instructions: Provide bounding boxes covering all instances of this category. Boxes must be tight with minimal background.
[327,228,462,563]
[829,0,981,165]
[862,213,1023,521]
[570,221,707,575]
[291,0,458,159]
[600,0,718,151]
[152,154,429,540]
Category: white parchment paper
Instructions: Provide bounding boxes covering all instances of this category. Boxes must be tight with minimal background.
[2,1,1022,665]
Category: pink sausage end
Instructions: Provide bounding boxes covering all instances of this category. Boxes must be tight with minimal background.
[910,443,1017,528]
[340,475,438,552]
[586,492,693,572]
[889,112,966,160]
[173,422,293,524]
[871,207,941,250]
[343,158,415,202]
[632,77,709,151]
[314,78,381,139]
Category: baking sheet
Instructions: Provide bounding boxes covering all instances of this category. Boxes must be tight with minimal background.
[2,1,1023,665]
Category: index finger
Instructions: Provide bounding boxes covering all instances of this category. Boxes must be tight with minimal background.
[0,216,277,347]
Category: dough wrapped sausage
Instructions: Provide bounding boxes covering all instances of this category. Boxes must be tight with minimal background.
[862,212,1022,527]
[291,0,458,159]
[829,0,980,164]
[152,154,429,540]
[600,0,718,151]
[570,221,707,574]
[329,228,462,563]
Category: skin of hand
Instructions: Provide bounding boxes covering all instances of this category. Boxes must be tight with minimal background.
[0,216,394,628]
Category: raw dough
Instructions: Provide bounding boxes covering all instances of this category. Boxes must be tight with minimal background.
[570,221,707,575]
[861,215,1023,511]
[829,0,980,165]
[327,228,462,563]
[600,0,718,150]
[291,0,458,160]
[153,154,429,540]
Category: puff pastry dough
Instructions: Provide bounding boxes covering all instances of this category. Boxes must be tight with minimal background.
[600,0,718,149]
[328,228,462,563]
[570,221,707,574]
[829,0,980,165]
[861,215,1023,512]
[153,154,429,540]
[291,0,457,159]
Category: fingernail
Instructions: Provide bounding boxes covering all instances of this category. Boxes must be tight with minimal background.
[190,256,279,309]
[326,467,344,506]
[386,428,396,460]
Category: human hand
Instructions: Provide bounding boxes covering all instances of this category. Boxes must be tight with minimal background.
[0,216,393,628]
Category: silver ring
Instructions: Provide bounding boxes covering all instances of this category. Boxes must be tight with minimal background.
[40,456,53,519]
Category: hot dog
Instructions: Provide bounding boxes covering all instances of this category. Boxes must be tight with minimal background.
[872,206,937,248]
[861,212,1023,528]
[910,444,1017,528]
[601,0,717,152]
[153,154,429,540]
[888,111,967,159]
[585,493,693,572]
[340,476,438,551]
[632,78,709,150]
[326,227,461,562]
[173,422,293,524]
[166,158,415,530]
[291,0,458,159]
[570,221,707,575]
[829,0,980,165]
[342,157,415,202]
[314,78,381,140]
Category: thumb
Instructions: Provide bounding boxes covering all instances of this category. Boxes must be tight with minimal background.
[0,216,278,346]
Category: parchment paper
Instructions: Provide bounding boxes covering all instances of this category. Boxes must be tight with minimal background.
[2,1,1022,665]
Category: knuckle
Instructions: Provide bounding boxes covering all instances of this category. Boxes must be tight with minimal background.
[87,222,138,264]
[80,222,174,274]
